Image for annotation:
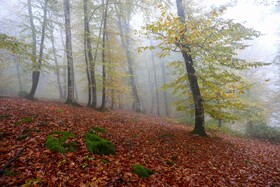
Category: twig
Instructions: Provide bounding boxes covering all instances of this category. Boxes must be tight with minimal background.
[0,146,26,175]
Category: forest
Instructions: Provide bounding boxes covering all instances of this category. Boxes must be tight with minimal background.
[0,0,280,186]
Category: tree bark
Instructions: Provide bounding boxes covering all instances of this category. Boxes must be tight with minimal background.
[27,0,48,100]
[100,0,109,111]
[15,57,23,92]
[83,0,92,107]
[115,3,143,113]
[176,0,206,136]
[64,0,76,105]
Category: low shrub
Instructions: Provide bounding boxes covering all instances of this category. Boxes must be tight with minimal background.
[246,123,280,143]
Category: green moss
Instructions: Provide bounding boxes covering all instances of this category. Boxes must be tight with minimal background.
[132,164,153,178]
[101,159,108,164]
[15,117,33,125]
[90,127,106,133]
[85,132,115,155]
[55,109,64,113]
[165,160,175,165]
[45,131,77,153]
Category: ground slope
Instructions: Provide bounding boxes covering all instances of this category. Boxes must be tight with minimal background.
[0,98,279,186]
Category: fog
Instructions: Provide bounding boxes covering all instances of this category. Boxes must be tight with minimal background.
[0,0,280,132]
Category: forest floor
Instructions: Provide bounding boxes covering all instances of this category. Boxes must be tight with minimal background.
[0,97,280,186]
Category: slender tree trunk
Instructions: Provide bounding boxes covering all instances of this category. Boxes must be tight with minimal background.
[59,27,67,100]
[161,62,170,117]
[64,0,76,105]
[90,12,105,108]
[83,0,92,107]
[100,0,109,111]
[150,40,160,115]
[15,58,23,92]
[27,0,48,100]
[50,20,63,99]
[115,5,142,113]
[176,0,206,136]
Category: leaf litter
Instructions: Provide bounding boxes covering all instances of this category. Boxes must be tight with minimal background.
[0,98,279,186]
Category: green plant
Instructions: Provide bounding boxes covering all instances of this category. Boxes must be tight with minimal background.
[246,123,280,143]
[55,109,64,113]
[15,117,34,125]
[85,132,115,155]
[90,127,106,133]
[165,160,175,166]
[4,169,15,176]
[22,177,41,186]
[132,164,153,178]
[101,159,108,164]
[205,122,235,135]
[45,131,77,153]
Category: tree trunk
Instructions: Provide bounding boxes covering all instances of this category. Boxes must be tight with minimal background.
[15,56,23,92]
[115,4,143,113]
[176,0,206,136]
[100,0,109,111]
[64,0,76,105]
[59,27,67,100]
[27,0,48,100]
[90,10,105,108]
[150,39,160,115]
[50,20,63,99]
[161,62,170,117]
[83,0,92,107]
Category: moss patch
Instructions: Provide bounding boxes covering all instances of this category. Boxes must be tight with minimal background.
[90,127,106,134]
[45,131,77,153]
[15,117,33,125]
[85,131,115,155]
[132,164,153,178]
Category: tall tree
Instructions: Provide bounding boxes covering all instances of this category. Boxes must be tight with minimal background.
[100,0,109,111]
[27,0,49,100]
[64,0,76,105]
[83,0,97,107]
[175,0,206,136]
[115,1,143,112]
[142,1,264,135]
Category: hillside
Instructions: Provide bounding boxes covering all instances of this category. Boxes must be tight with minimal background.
[0,98,279,186]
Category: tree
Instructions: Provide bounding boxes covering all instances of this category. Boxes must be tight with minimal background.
[175,0,206,135]
[27,0,49,100]
[142,1,265,136]
[63,0,77,105]
[115,0,143,112]
[100,0,110,111]
[83,0,97,107]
